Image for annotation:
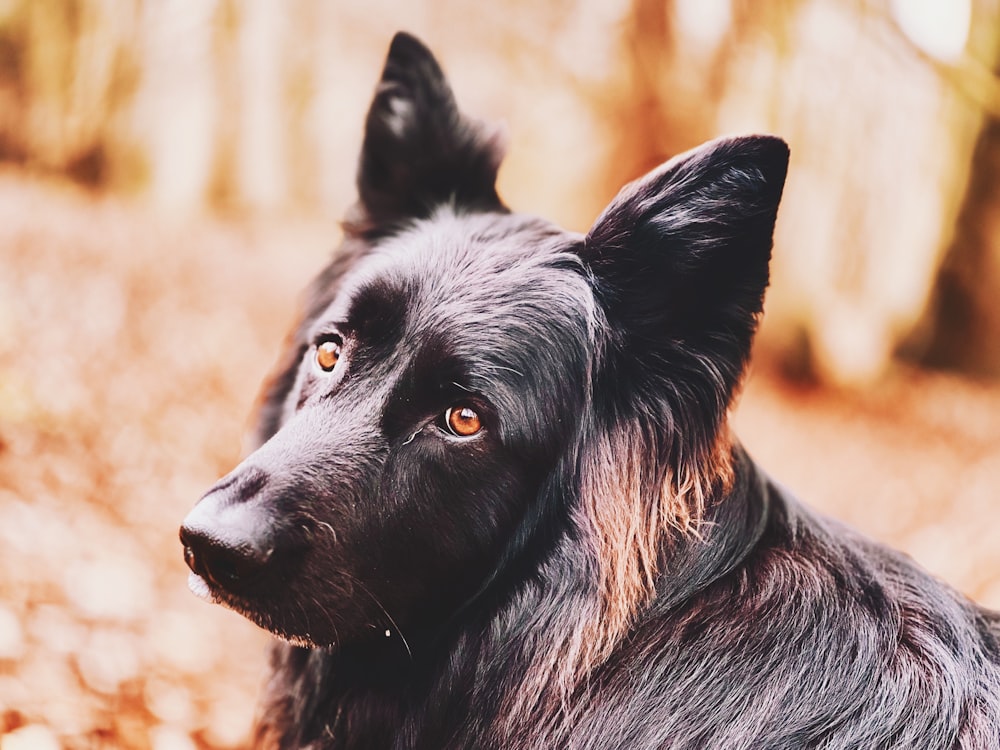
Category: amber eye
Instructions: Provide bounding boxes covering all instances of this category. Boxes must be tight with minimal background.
[315,339,341,372]
[444,405,482,438]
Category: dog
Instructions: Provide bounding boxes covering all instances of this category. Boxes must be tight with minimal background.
[180,32,1000,749]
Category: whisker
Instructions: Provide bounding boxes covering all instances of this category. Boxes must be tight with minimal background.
[345,573,413,660]
[311,593,340,647]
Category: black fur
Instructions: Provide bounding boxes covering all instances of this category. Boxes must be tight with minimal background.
[180,33,1000,749]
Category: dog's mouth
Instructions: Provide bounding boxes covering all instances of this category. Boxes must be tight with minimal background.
[180,514,404,651]
[186,570,217,603]
[185,559,342,649]
[185,564,263,622]
[186,570,262,621]
[187,569,300,638]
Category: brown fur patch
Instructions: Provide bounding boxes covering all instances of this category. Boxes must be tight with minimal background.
[579,426,733,663]
[492,428,734,743]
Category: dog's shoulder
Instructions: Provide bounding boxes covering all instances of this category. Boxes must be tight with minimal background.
[578,475,1000,749]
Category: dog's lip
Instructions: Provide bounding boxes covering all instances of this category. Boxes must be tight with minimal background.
[187,571,257,615]
[187,571,218,602]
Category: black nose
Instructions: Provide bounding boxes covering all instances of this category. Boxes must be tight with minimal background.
[180,468,275,591]
[179,524,273,588]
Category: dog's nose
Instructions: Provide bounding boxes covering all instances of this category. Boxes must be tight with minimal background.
[179,523,273,588]
[180,468,275,590]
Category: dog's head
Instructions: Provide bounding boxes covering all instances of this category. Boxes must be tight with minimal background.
[180,33,788,652]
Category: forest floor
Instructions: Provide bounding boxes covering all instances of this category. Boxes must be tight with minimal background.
[1,173,998,749]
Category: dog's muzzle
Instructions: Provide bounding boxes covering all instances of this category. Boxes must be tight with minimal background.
[179,468,277,592]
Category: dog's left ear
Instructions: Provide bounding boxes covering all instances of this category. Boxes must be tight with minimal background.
[350,32,506,234]
[583,135,789,430]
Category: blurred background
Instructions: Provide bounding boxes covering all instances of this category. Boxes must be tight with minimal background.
[0,0,998,748]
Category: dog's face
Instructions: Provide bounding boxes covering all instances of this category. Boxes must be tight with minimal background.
[183,213,593,646]
[180,33,788,650]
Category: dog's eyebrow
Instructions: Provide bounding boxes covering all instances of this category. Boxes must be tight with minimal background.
[345,278,408,343]
[307,321,348,342]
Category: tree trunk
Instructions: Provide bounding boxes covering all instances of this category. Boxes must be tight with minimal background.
[915,0,1000,377]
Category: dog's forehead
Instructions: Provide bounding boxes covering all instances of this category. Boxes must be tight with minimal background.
[340,210,589,338]
[391,210,576,286]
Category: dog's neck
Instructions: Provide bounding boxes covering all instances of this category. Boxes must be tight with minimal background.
[653,443,772,613]
[254,446,773,749]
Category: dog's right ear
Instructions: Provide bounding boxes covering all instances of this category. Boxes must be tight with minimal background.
[349,32,507,235]
[572,137,787,647]
[582,135,788,424]
[580,135,788,495]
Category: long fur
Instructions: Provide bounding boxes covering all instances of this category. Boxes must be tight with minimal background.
[180,33,1000,750]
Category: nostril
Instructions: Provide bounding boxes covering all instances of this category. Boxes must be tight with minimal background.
[182,540,199,575]
[180,524,272,590]
[204,543,272,587]
[179,525,212,580]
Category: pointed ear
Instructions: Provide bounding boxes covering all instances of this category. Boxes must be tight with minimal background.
[572,137,787,646]
[349,32,507,235]
[583,135,789,433]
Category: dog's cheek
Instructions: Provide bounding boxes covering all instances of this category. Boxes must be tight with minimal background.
[264,513,397,646]
[253,461,390,642]
[354,442,533,617]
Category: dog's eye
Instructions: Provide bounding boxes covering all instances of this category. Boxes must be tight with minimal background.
[443,406,482,438]
[315,338,342,372]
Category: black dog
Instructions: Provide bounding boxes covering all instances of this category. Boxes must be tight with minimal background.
[180,33,1000,749]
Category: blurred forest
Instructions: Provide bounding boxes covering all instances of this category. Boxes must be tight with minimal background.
[0,1,999,748]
